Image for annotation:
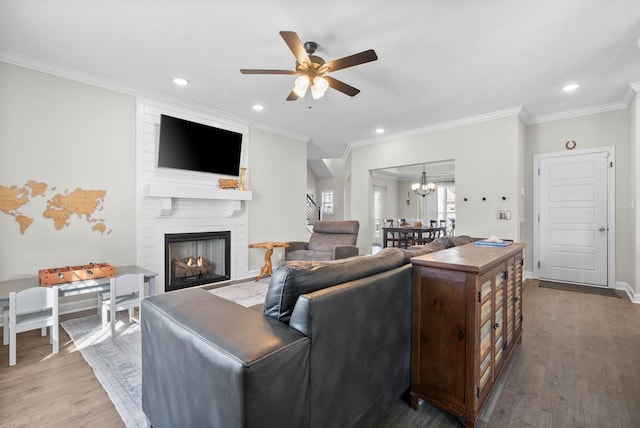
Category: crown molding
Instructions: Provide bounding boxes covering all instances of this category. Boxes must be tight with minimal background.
[348,107,524,152]
[345,96,634,157]
[0,50,136,96]
[527,101,629,125]
[2,50,312,144]
[248,122,311,143]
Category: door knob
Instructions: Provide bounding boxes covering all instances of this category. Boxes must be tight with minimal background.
[598,227,606,232]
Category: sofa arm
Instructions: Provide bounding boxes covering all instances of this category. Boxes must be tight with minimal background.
[141,289,310,428]
[286,241,308,253]
[333,245,359,260]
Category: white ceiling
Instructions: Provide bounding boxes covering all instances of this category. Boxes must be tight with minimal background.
[2,1,639,160]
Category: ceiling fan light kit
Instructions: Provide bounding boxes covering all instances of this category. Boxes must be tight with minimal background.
[240,31,378,102]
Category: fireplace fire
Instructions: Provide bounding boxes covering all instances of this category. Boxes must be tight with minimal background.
[165,231,230,291]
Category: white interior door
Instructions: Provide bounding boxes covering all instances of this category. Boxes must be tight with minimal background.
[537,151,609,286]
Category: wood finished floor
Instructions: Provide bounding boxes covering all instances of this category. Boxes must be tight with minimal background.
[1,280,639,427]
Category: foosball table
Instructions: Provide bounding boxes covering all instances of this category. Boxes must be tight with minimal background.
[38,263,116,286]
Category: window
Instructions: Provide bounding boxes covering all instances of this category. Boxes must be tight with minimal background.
[437,182,456,229]
[321,191,334,214]
[420,181,455,228]
[372,186,385,240]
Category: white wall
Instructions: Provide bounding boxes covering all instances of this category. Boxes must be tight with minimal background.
[349,114,524,255]
[525,109,630,288]
[248,128,307,272]
[0,62,136,279]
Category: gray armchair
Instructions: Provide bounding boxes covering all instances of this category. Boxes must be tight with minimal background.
[286,220,359,261]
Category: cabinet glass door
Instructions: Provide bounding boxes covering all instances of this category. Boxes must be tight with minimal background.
[478,272,493,401]
[514,253,523,338]
[505,257,515,353]
[493,268,505,374]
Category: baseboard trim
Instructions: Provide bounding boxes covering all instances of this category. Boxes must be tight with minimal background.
[524,275,638,304]
[616,281,639,304]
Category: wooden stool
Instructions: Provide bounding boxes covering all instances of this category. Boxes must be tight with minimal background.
[248,242,290,281]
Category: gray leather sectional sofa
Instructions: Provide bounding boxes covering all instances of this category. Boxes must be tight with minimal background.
[141,236,473,428]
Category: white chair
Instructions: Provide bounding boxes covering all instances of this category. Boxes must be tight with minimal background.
[101,274,144,337]
[3,286,59,366]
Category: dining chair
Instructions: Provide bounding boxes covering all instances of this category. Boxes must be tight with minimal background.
[101,273,144,338]
[384,218,399,247]
[4,286,59,366]
[439,219,447,236]
[397,218,415,247]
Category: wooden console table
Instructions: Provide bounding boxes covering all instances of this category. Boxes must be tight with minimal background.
[0,265,158,309]
[410,242,525,427]
[249,242,289,281]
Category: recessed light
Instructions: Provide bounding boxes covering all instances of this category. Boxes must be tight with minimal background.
[173,78,189,86]
[562,83,580,92]
[376,128,385,134]
[253,104,265,112]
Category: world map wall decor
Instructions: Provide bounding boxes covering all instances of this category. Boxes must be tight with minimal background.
[0,180,111,235]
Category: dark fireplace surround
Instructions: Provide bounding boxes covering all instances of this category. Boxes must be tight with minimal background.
[164,231,231,292]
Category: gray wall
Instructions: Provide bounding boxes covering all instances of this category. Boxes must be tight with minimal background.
[348,107,637,295]
[0,62,136,278]
[248,128,307,271]
[0,62,309,281]
[525,109,631,289]
[349,115,524,254]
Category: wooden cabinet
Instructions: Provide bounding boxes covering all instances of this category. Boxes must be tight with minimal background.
[410,243,525,428]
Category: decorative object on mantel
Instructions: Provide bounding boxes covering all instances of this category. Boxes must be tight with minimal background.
[240,167,248,191]
[219,178,239,189]
[38,263,115,286]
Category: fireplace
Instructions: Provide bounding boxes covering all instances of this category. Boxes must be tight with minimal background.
[164,231,231,291]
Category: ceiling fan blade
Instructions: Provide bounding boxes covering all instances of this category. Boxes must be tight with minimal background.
[280,31,311,65]
[286,90,300,101]
[320,49,378,73]
[325,76,360,97]
[240,69,298,75]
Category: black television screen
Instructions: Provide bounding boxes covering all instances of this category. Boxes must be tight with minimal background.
[158,114,243,176]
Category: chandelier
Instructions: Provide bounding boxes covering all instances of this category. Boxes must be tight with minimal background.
[411,165,437,197]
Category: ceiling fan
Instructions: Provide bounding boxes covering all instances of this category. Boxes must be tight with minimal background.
[240,31,378,101]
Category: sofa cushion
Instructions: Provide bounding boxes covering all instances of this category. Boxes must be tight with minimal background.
[434,235,474,248]
[264,247,405,324]
[285,250,333,261]
[307,221,359,252]
[401,241,447,264]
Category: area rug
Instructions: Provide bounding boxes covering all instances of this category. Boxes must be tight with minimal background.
[60,280,270,428]
[208,277,270,306]
[62,278,503,427]
[538,280,620,298]
[60,315,145,428]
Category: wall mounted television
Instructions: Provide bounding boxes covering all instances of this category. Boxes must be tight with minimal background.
[158,114,243,176]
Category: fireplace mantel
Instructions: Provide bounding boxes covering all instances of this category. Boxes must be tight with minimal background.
[146,183,252,217]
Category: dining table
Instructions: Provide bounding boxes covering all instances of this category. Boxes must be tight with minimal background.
[382,226,445,248]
